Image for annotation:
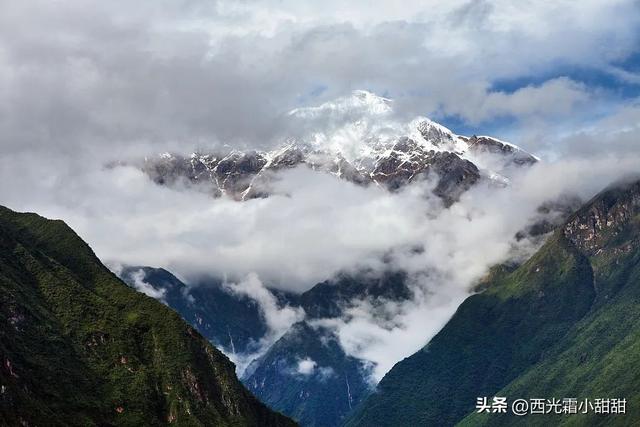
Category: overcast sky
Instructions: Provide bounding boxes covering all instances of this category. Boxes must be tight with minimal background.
[1,0,640,158]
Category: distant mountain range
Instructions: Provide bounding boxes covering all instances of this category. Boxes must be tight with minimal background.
[118,268,410,427]
[134,91,537,206]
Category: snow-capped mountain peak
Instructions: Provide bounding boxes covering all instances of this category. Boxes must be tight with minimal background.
[136,91,538,205]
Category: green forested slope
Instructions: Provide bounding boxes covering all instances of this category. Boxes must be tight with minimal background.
[0,206,295,427]
[347,179,640,427]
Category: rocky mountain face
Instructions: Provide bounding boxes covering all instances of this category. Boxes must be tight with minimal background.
[563,180,640,256]
[137,91,537,206]
[242,322,369,427]
[242,272,411,427]
[0,206,295,427]
[118,267,271,358]
[346,177,640,427]
[119,268,411,427]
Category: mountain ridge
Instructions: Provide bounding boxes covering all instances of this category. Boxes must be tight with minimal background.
[0,206,296,426]
[118,268,412,427]
[346,178,640,427]
[135,91,537,205]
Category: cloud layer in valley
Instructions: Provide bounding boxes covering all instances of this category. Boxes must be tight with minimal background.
[2,129,639,380]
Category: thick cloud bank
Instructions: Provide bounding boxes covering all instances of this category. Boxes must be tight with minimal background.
[1,1,639,155]
[2,136,639,380]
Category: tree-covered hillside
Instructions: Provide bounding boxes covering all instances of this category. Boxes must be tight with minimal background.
[347,179,640,427]
[0,206,296,427]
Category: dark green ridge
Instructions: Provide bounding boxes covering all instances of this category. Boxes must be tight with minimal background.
[118,266,270,357]
[0,206,296,427]
[346,179,640,427]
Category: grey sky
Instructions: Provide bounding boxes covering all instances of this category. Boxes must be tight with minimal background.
[1,0,639,158]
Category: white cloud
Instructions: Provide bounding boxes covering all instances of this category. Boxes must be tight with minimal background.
[227,273,305,341]
[220,273,304,373]
[296,357,317,375]
[0,0,638,157]
[444,78,592,125]
[129,269,168,303]
[0,158,442,289]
